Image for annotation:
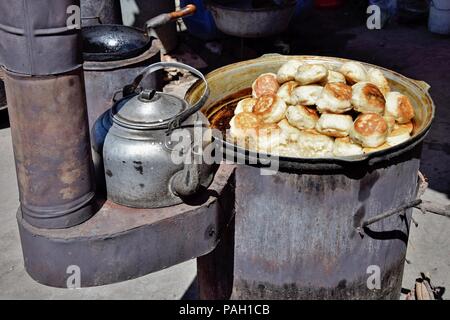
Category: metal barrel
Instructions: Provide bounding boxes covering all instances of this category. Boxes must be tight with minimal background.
[231,146,421,299]
[0,0,82,76]
[4,67,97,229]
[81,0,123,26]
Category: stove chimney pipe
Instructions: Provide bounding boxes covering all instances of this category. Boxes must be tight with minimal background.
[0,0,97,229]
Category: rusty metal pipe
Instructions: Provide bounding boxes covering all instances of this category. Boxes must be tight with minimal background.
[0,0,97,229]
[0,0,83,76]
[4,67,96,229]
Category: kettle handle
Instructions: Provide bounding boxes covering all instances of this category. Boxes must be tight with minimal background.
[124,61,210,133]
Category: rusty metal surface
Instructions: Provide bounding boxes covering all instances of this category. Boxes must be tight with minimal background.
[208,0,297,38]
[197,170,236,300]
[0,0,82,75]
[186,54,435,171]
[18,164,235,288]
[5,68,96,229]
[230,145,421,300]
[81,0,123,26]
[83,44,161,132]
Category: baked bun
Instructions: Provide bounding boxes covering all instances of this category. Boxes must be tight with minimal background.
[278,119,302,142]
[351,82,386,114]
[368,68,390,96]
[296,129,334,158]
[230,112,260,137]
[339,61,367,84]
[272,143,303,158]
[253,94,287,124]
[350,113,388,148]
[252,73,280,98]
[286,105,319,130]
[394,121,414,134]
[316,113,353,138]
[363,143,391,154]
[387,123,412,146]
[229,112,260,149]
[230,113,285,153]
[326,70,346,84]
[385,92,415,124]
[316,83,353,114]
[255,123,283,154]
[383,115,396,133]
[277,81,300,105]
[234,98,257,115]
[333,137,364,157]
[277,60,303,84]
[295,64,328,85]
[292,85,323,106]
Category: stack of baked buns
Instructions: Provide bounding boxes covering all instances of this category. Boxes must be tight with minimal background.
[229,60,416,158]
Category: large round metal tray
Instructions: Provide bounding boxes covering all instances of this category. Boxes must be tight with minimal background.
[186,54,435,171]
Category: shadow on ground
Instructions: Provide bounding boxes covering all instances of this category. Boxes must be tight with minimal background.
[0,109,9,130]
[181,276,199,300]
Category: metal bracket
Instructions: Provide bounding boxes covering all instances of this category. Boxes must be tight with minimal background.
[356,172,450,235]
[17,165,235,288]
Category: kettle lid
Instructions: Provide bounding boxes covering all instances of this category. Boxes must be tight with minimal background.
[111,89,189,130]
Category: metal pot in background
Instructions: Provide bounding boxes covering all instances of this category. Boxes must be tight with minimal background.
[428,0,450,35]
[81,0,123,26]
[207,0,298,38]
[92,62,215,209]
[398,0,430,24]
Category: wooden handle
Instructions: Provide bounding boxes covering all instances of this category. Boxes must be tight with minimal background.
[169,4,197,20]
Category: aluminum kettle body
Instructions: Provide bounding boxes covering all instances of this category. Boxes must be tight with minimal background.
[92,62,215,209]
[101,114,214,208]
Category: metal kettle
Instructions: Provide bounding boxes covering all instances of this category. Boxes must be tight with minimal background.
[92,62,214,208]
